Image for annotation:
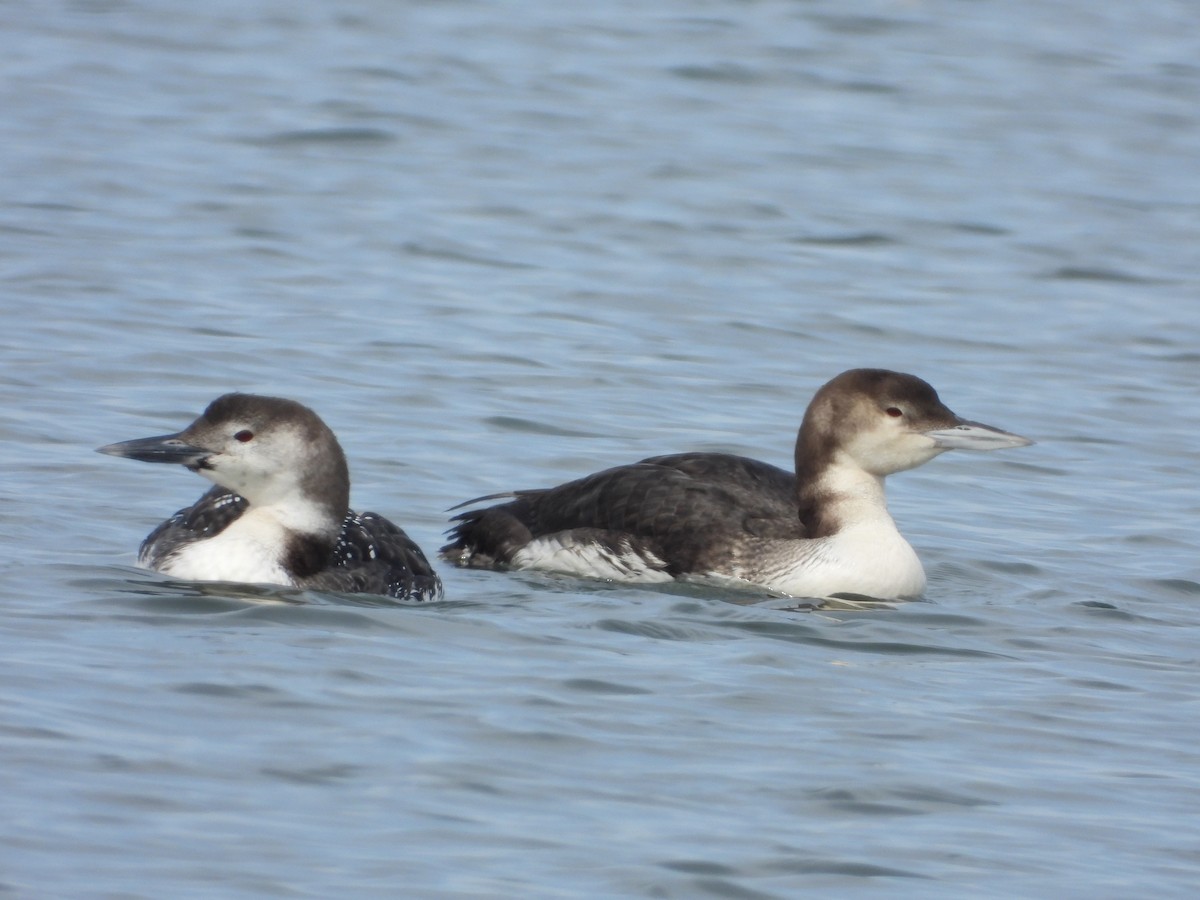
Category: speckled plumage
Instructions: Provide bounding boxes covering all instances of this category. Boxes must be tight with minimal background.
[141,485,443,601]
[101,394,443,602]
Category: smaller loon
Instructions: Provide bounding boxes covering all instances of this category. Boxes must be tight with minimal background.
[441,369,1032,601]
[98,393,443,601]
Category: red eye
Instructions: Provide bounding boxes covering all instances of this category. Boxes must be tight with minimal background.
[235,430,254,442]
[886,407,903,418]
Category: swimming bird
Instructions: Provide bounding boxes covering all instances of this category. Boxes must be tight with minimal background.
[98,393,443,600]
[441,369,1031,600]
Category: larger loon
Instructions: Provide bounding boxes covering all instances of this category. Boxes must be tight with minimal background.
[441,369,1032,600]
[98,393,443,601]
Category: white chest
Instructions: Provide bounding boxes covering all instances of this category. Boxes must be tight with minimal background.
[147,508,295,587]
[755,520,927,601]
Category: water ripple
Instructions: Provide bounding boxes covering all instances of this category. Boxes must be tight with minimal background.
[5,1,1200,896]
[252,127,397,146]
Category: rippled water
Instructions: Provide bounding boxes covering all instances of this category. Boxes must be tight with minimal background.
[3,1,1199,897]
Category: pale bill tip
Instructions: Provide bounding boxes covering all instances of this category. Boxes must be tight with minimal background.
[924,421,1034,451]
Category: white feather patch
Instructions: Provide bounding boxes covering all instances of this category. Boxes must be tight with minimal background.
[511,536,673,583]
[147,507,295,586]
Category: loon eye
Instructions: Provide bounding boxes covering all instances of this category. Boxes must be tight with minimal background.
[234,430,254,443]
[885,407,904,418]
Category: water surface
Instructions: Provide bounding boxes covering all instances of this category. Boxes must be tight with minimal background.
[2,1,1199,897]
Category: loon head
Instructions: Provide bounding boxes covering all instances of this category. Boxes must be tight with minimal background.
[98,394,351,523]
[797,368,1033,478]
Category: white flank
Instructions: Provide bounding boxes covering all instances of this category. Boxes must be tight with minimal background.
[511,536,673,583]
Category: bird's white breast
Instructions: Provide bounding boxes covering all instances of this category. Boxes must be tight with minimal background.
[147,507,295,586]
[754,520,927,600]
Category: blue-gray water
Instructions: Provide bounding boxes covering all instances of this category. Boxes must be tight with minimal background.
[3,1,1199,897]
